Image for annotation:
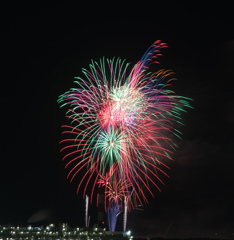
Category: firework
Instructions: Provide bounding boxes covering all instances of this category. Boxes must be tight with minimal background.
[58,40,192,211]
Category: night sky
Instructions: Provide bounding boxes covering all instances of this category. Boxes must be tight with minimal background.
[1,2,234,239]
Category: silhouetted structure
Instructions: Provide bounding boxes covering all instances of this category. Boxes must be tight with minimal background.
[0,223,133,240]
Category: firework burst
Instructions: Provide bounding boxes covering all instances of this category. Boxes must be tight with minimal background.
[58,40,192,208]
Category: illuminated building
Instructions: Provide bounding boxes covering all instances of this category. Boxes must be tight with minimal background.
[0,223,133,240]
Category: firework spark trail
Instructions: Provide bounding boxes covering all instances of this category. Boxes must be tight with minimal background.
[58,40,192,209]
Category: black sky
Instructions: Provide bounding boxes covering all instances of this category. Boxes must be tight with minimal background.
[1,2,234,239]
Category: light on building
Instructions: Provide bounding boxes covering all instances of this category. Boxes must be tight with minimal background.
[126,230,131,236]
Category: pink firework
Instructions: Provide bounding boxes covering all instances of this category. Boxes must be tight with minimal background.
[58,40,192,207]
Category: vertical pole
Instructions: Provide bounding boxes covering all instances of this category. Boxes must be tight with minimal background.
[123,197,127,232]
[85,195,89,228]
